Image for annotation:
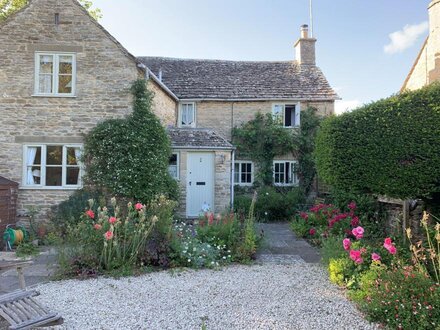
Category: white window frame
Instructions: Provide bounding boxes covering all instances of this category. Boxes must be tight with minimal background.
[168,152,180,180]
[178,102,196,128]
[234,161,254,186]
[273,160,298,186]
[34,52,77,97]
[272,103,301,128]
[22,144,83,189]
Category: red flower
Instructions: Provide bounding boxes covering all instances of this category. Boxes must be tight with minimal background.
[135,203,143,210]
[208,212,214,225]
[350,216,360,227]
[86,209,95,219]
[300,212,309,220]
[108,217,117,224]
[104,231,114,240]
[348,201,357,211]
[309,228,316,236]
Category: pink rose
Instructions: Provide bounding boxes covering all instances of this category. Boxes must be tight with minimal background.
[354,257,363,264]
[388,245,397,255]
[371,253,381,261]
[384,237,392,246]
[352,226,364,240]
[93,224,102,230]
[108,216,117,224]
[309,228,316,236]
[85,210,95,219]
[350,249,363,264]
[343,238,351,251]
[104,231,114,240]
[135,203,143,210]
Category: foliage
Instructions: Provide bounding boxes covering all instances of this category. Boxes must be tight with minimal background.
[320,235,345,266]
[358,265,440,330]
[315,83,440,199]
[235,186,305,221]
[15,242,39,258]
[328,257,355,286]
[0,0,102,21]
[407,212,440,283]
[232,113,295,185]
[83,80,178,203]
[50,189,103,235]
[296,107,321,194]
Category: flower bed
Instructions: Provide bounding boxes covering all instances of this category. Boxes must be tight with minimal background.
[291,203,440,329]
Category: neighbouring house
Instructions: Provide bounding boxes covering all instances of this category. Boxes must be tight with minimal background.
[0,0,338,223]
[402,0,440,91]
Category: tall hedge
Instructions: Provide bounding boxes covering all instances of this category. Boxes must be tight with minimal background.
[83,79,178,202]
[315,83,440,199]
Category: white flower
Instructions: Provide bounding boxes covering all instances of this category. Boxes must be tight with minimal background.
[187,259,191,262]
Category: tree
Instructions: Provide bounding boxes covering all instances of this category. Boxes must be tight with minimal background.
[0,0,102,22]
[83,79,178,203]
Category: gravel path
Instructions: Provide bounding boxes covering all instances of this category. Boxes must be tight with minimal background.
[35,263,378,330]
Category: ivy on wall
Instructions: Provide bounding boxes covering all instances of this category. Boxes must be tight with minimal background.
[315,83,440,199]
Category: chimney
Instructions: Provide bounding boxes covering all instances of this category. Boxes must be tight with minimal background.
[294,24,316,65]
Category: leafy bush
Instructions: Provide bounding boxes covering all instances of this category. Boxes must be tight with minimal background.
[83,79,178,203]
[235,187,305,221]
[50,189,103,235]
[328,257,355,286]
[320,235,345,266]
[315,83,440,199]
[358,266,440,329]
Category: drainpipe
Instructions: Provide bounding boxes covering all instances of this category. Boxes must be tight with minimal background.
[230,149,235,210]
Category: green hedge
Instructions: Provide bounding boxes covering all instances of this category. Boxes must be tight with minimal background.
[315,83,440,199]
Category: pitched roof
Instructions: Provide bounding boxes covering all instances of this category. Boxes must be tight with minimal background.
[138,57,339,101]
[168,128,234,150]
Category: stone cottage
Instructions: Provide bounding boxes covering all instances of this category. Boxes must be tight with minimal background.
[0,0,338,221]
[402,0,440,91]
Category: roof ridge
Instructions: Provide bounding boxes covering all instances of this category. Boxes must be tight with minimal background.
[138,56,296,64]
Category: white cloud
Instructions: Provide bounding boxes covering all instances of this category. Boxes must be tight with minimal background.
[384,21,428,54]
[335,100,362,115]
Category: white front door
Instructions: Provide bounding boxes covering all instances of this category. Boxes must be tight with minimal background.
[187,152,215,217]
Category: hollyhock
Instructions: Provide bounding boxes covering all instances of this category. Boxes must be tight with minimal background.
[104,231,113,240]
[343,238,351,251]
[108,216,117,224]
[135,203,143,210]
[352,226,364,240]
[371,253,381,261]
[93,223,102,230]
[300,212,309,220]
[309,228,316,236]
[85,209,95,219]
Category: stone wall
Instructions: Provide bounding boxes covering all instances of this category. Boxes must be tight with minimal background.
[148,80,177,127]
[196,100,334,141]
[0,0,141,220]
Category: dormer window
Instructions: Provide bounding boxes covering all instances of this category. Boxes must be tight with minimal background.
[179,102,196,128]
[34,53,76,97]
[272,103,300,127]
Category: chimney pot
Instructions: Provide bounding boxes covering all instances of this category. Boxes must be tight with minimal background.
[301,24,309,38]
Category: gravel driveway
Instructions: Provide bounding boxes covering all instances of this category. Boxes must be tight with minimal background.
[35,263,378,330]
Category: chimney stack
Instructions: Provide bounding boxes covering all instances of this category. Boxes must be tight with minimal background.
[294,24,316,65]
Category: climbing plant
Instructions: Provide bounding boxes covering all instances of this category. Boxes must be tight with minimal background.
[232,113,295,186]
[83,79,178,202]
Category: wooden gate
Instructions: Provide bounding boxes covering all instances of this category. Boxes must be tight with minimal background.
[0,176,18,245]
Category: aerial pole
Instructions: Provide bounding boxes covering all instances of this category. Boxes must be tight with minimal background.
[309,0,314,37]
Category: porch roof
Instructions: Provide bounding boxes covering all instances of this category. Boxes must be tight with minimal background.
[168,128,234,150]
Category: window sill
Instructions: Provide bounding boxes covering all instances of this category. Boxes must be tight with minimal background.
[20,186,82,190]
[273,183,299,187]
[234,183,253,187]
[32,94,77,98]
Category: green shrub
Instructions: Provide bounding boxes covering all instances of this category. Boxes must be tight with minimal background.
[50,189,103,235]
[328,257,355,286]
[83,79,178,203]
[320,235,345,266]
[315,83,440,199]
[358,266,440,329]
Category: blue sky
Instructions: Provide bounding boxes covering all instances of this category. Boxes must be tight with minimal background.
[92,0,430,113]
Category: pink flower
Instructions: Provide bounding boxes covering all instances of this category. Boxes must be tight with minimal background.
[348,201,357,211]
[371,253,381,261]
[93,224,102,230]
[349,249,363,264]
[352,226,364,240]
[388,245,397,255]
[300,212,309,220]
[104,231,113,240]
[208,212,214,225]
[108,216,117,224]
[383,237,397,255]
[350,216,360,227]
[343,238,351,251]
[85,210,95,219]
[384,237,392,246]
[135,203,143,210]
[309,228,316,236]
